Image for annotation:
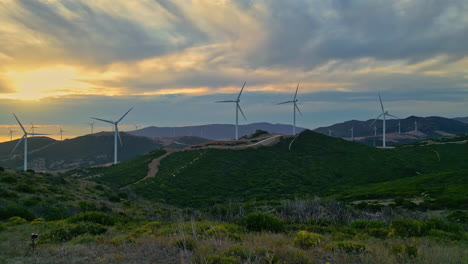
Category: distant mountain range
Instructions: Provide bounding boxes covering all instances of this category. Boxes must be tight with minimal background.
[128,122,306,140]
[0,133,208,171]
[314,116,468,146]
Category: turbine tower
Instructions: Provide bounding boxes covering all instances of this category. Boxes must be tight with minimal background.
[58,127,67,141]
[328,129,332,137]
[414,120,418,132]
[369,94,399,147]
[91,107,133,165]
[8,128,15,141]
[88,122,95,134]
[11,114,49,171]
[278,83,303,135]
[350,126,354,141]
[215,82,247,140]
[373,125,377,147]
[29,122,38,135]
[398,120,401,134]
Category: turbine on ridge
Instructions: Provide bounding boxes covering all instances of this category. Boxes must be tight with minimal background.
[369,94,399,147]
[91,107,133,165]
[278,83,303,135]
[11,114,50,171]
[215,82,247,140]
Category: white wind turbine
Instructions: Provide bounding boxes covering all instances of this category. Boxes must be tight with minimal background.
[414,120,418,132]
[369,94,399,147]
[88,122,95,135]
[215,82,247,140]
[8,128,16,141]
[29,122,38,135]
[11,114,50,171]
[91,107,133,165]
[350,126,354,141]
[278,83,303,135]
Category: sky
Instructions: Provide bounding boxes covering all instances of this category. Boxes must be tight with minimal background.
[0,0,467,142]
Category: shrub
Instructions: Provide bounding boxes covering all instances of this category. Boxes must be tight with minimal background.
[425,218,462,234]
[391,219,427,238]
[206,225,229,239]
[45,222,107,242]
[391,244,418,258]
[67,211,115,226]
[8,216,27,225]
[44,205,70,221]
[172,237,196,251]
[367,228,389,239]
[15,183,35,193]
[294,231,324,249]
[240,212,284,232]
[78,201,97,212]
[223,246,252,261]
[325,241,366,254]
[447,210,468,224]
[0,223,5,232]
[428,229,462,241]
[132,221,162,236]
[351,220,386,229]
[0,175,16,183]
[0,205,35,220]
[31,218,46,225]
[275,247,313,264]
[207,255,239,264]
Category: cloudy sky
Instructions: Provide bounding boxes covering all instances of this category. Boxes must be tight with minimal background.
[0,0,467,141]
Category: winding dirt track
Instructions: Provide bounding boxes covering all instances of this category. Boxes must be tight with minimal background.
[128,134,285,186]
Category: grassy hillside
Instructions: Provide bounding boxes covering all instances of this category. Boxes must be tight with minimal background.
[333,171,468,207]
[127,130,467,207]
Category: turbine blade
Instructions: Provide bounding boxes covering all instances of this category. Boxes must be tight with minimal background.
[30,133,50,135]
[11,136,24,154]
[91,117,114,124]
[215,100,236,103]
[386,113,399,119]
[378,93,384,112]
[116,126,123,146]
[295,103,303,116]
[117,107,134,123]
[13,114,26,133]
[277,100,294,105]
[237,104,247,120]
[369,113,384,127]
[294,83,299,100]
[237,81,246,100]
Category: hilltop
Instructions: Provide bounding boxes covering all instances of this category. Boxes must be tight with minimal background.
[73,130,468,208]
[128,122,306,140]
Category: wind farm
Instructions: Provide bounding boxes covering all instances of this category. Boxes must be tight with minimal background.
[0,1,467,263]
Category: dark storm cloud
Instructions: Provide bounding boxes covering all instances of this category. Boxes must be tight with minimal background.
[249,0,468,68]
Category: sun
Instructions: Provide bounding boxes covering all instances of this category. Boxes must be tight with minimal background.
[2,66,91,100]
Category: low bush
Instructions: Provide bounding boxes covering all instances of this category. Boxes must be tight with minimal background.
[172,237,196,251]
[391,244,418,258]
[294,231,324,249]
[366,228,389,239]
[67,211,115,226]
[0,205,35,220]
[351,220,386,229]
[447,210,468,224]
[8,216,27,225]
[15,183,35,193]
[275,247,313,264]
[223,246,253,261]
[325,241,366,254]
[391,219,427,238]
[207,255,239,264]
[0,175,16,183]
[428,229,462,241]
[45,222,107,242]
[240,212,284,232]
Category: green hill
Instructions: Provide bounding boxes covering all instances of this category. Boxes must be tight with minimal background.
[79,130,467,208]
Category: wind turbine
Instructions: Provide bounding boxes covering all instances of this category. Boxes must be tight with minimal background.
[91,107,133,165]
[278,83,303,135]
[328,129,332,137]
[88,122,95,134]
[29,122,38,135]
[8,128,15,141]
[414,120,418,132]
[373,125,377,147]
[350,126,354,141]
[11,114,50,171]
[398,120,401,134]
[215,82,247,140]
[370,94,399,147]
[134,124,139,130]
[57,127,67,141]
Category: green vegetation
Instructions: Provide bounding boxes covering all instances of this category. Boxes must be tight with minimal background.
[123,130,468,207]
